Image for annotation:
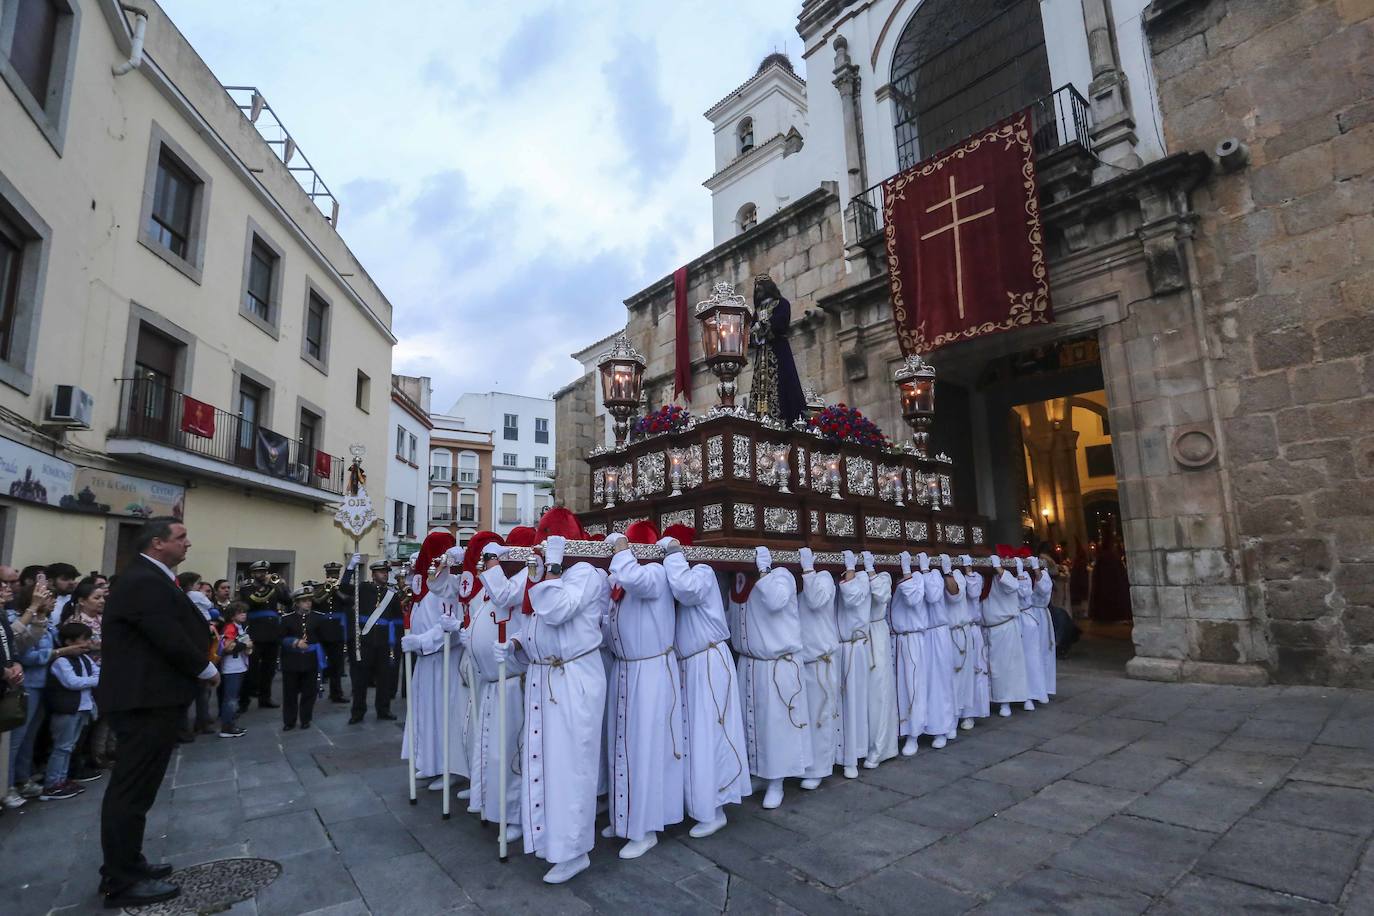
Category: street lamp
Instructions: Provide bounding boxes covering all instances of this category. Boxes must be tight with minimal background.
[597,334,646,448]
[695,281,752,408]
[894,354,937,458]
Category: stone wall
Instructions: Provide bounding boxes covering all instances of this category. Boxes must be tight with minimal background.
[552,372,596,513]
[1147,0,1374,684]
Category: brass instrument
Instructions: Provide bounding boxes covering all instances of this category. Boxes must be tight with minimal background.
[268,573,282,586]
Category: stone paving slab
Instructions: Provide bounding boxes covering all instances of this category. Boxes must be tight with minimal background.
[0,659,1371,914]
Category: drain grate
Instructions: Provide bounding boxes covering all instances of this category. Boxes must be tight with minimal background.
[124,857,282,914]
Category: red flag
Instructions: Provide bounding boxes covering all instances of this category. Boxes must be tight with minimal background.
[883,108,1051,355]
[179,396,215,438]
[313,449,334,480]
[672,266,691,403]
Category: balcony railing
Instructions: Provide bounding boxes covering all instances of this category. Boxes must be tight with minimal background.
[458,470,478,485]
[430,468,453,483]
[111,377,345,494]
[850,84,1092,241]
[429,509,455,522]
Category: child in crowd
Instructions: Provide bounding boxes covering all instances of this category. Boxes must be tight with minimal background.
[42,621,100,800]
[280,587,323,731]
[218,601,252,738]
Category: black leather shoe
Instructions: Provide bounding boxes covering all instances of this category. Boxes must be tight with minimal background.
[260,700,280,709]
[330,696,350,704]
[142,863,174,880]
[377,712,397,720]
[104,878,180,908]
[283,723,296,731]
[348,714,365,724]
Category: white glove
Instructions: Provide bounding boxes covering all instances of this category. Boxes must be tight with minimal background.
[400,634,421,653]
[755,546,772,573]
[990,555,1002,570]
[605,532,627,548]
[544,535,566,567]
[656,536,680,550]
[1029,557,1041,570]
[1013,558,1024,575]
[843,549,857,572]
[959,555,972,569]
[900,551,912,577]
[348,553,362,571]
[458,625,473,649]
[410,574,422,593]
[798,546,815,573]
[444,546,466,565]
[917,552,931,573]
[438,613,461,633]
[940,555,952,574]
[492,640,513,665]
[486,544,512,560]
[861,551,876,574]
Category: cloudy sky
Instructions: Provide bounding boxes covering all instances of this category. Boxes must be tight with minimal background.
[161,0,801,411]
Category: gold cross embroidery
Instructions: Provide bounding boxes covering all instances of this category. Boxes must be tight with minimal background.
[920,175,996,319]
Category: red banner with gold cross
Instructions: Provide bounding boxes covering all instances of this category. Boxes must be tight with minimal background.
[882,109,1052,355]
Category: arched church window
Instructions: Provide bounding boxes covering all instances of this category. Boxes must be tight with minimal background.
[890,0,1051,170]
[738,117,754,155]
[737,203,758,232]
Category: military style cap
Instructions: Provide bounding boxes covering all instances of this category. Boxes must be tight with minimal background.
[248,560,271,573]
[291,585,314,601]
[369,561,390,571]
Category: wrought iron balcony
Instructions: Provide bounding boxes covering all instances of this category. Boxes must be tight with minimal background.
[430,468,453,483]
[849,84,1092,242]
[429,509,455,522]
[109,377,345,497]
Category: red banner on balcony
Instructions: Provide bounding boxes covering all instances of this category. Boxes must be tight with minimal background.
[314,449,333,480]
[179,396,215,439]
[882,109,1052,355]
[672,265,691,404]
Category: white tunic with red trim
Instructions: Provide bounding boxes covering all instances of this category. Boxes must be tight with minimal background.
[963,570,991,719]
[985,569,1029,703]
[401,571,470,779]
[604,550,685,841]
[467,565,527,826]
[1030,570,1056,696]
[834,571,871,767]
[519,562,607,865]
[866,571,899,763]
[947,570,985,721]
[891,573,930,740]
[662,552,750,823]
[799,569,839,780]
[921,570,958,738]
[727,567,811,781]
[1017,571,1048,703]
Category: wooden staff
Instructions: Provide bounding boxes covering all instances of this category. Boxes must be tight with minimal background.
[404,616,416,806]
[497,613,509,862]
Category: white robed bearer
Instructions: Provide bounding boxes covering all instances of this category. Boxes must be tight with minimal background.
[955,556,990,726]
[832,549,870,777]
[891,551,930,757]
[798,546,840,789]
[728,545,811,810]
[493,510,608,885]
[862,551,898,767]
[921,554,957,747]
[658,525,750,839]
[600,522,686,860]
[1016,556,1047,708]
[1028,557,1056,698]
[983,553,1029,716]
[400,531,469,791]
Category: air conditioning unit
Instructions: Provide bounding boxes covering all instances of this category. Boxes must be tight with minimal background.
[48,385,94,429]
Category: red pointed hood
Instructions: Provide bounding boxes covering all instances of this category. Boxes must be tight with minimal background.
[413,529,457,601]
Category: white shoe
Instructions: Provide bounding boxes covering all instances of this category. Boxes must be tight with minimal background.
[800,778,822,790]
[601,824,616,839]
[932,735,947,749]
[862,758,880,769]
[959,718,975,731]
[901,738,919,757]
[689,815,727,838]
[501,823,522,842]
[456,787,471,800]
[2,790,25,809]
[428,778,447,791]
[1023,700,1036,711]
[843,765,859,779]
[762,780,784,809]
[999,704,1012,717]
[619,833,658,859]
[543,854,590,884]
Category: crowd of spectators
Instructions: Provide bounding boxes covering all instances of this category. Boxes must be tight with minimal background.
[0,561,260,812]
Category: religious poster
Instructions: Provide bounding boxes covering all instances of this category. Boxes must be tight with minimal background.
[883,108,1052,355]
[254,428,291,478]
[0,435,75,507]
[71,468,185,519]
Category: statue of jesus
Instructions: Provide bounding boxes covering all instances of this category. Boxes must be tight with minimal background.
[747,274,805,425]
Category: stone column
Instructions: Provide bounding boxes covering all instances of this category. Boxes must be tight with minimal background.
[1079,0,1142,178]
[833,36,872,244]
[1048,422,1087,549]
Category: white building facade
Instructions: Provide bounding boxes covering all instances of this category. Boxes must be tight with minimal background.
[450,392,555,536]
[385,375,432,560]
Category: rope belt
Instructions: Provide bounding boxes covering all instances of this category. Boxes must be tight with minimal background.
[529,645,602,705]
[699,642,746,792]
[610,646,682,760]
[891,626,929,636]
[680,639,723,661]
[804,653,837,728]
[950,623,970,673]
[987,615,1019,629]
[839,629,875,670]
[736,650,807,730]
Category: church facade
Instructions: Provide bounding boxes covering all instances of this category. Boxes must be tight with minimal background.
[554,0,1374,687]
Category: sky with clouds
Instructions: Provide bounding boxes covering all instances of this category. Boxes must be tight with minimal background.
[160,0,801,412]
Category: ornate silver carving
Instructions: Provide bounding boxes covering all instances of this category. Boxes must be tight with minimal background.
[905,520,929,541]
[659,508,695,531]
[668,446,702,492]
[707,435,724,481]
[940,474,953,505]
[905,467,915,503]
[754,441,789,486]
[936,452,953,463]
[694,280,746,316]
[583,523,607,537]
[865,515,901,539]
[733,503,756,529]
[944,524,966,543]
[593,468,605,506]
[846,457,874,497]
[972,526,985,545]
[797,447,808,488]
[612,518,631,534]
[810,510,819,534]
[763,506,798,533]
[878,463,904,502]
[619,462,633,501]
[501,542,1001,569]
[825,513,855,538]
[732,434,752,479]
[702,504,723,532]
[809,452,840,494]
[636,452,666,498]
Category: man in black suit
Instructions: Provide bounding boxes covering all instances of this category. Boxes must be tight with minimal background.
[96,517,219,908]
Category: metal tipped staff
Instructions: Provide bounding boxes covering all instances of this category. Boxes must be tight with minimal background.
[404,616,416,805]
[497,611,509,862]
[434,559,451,820]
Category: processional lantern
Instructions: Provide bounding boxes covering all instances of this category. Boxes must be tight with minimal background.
[597,334,646,447]
[894,353,937,458]
[695,281,752,408]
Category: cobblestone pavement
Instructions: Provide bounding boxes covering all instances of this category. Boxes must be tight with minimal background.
[3,648,1373,915]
